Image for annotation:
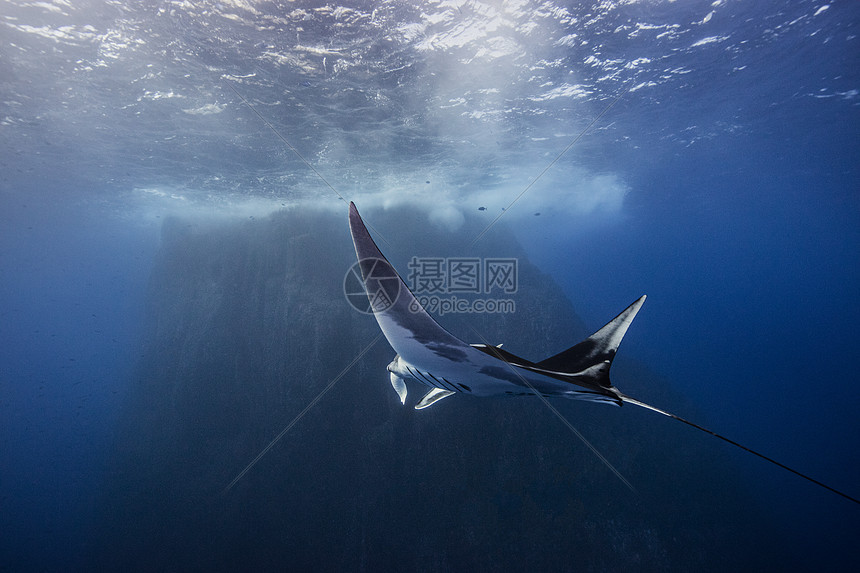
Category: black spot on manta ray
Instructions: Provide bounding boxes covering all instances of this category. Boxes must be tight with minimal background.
[426,342,468,362]
[478,365,528,386]
[383,300,469,362]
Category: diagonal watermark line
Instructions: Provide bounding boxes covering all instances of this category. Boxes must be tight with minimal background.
[221,332,383,495]
[225,79,345,203]
[224,79,393,248]
[532,389,637,494]
[468,326,637,494]
[468,87,630,249]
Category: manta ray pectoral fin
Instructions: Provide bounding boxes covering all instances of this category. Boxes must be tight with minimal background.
[389,372,408,405]
[535,295,646,388]
[415,388,455,410]
[577,360,611,379]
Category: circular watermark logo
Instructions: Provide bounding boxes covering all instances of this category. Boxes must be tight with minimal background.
[343,257,401,315]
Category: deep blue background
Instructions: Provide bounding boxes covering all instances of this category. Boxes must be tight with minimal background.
[1,0,858,570]
[0,196,157,570]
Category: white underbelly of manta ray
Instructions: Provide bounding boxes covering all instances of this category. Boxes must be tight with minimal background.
[387,351,626,409]
[349,201,644,411]
[348,201,859,506]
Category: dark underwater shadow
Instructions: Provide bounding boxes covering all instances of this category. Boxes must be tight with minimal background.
[89,205,775,572]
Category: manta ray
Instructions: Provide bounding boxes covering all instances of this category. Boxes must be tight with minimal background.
[348,201,859,504]
[349,201,643,410]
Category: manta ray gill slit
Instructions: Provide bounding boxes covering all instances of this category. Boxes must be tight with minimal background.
[221,77,859,508]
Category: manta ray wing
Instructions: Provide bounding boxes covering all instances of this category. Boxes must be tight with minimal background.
[346,202,860,504]
[536,296,645,376]
[348,201,481,368]
[348,202,624,405]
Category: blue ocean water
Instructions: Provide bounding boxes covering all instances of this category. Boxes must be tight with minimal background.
[1,0,858,570]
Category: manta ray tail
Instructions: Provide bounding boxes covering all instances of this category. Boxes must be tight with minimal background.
[619,393,860,505]
[535,295,646,389]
